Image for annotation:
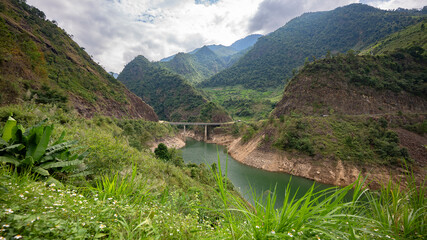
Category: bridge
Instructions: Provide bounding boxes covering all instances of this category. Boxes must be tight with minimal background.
[164,121,235,141]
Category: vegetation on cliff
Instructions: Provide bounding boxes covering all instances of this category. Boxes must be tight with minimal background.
[0,0,157,120]
[273,47,427,117]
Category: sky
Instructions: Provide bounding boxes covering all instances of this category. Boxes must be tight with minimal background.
[26,0,426,73]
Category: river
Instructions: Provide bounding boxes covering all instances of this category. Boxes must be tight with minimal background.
[181,138,334,208]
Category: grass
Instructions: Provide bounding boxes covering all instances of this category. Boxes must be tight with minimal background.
[202,85,283,121]
[0,104,426,239]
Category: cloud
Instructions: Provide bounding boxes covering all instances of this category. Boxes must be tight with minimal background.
[249,0,427,34]
[26,0,426,73]
[363,0,427,10]
[27,0,263,73]
[248,0,358,33]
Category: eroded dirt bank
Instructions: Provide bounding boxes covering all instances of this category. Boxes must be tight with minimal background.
[150,129,424,189]
[149,134,186,152]
[207,132,421,189]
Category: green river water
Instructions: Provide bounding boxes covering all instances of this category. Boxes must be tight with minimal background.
[181,138,334,208]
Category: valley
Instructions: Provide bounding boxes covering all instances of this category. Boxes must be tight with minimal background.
[0,0,426,239]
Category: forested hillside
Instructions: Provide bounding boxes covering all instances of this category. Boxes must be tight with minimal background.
[159,46,227,84]
[118,56,231,122]
[203,4,425,90]
[273,47,427,117]
[362,19,427,55]
[0,0,158,120]
[159,34,262,84]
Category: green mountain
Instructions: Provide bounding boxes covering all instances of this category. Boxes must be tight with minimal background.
[159,46,227,84]
[118,55,231,122]
[159,34,262,84]
[361,19,427,55]
[273,47,427,117]
[0,0,158,120]
[202,4,425,90]
[230,34,263,51]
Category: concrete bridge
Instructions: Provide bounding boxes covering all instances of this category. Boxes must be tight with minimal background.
[165,121,235,141]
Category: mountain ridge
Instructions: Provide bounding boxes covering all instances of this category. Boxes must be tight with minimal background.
[202,3,425,90]
[118,55,231,122]
[0,0,158,121]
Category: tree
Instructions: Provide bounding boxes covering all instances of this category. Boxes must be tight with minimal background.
[154,143,169,161]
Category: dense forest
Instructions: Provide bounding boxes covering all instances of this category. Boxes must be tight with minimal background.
[118,55,231,122]
[202,4,425,91]
[159,34,262,84]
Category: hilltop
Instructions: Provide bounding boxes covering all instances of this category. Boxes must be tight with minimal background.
[0,0,157,120]
[159,34,262,84]
[273,48,427,117]
[118,55,231,122]
[202,4,424,90]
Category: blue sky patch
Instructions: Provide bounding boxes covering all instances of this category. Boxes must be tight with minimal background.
[195,0,220,6]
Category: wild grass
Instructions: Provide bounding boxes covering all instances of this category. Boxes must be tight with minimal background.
[1,104,426,239]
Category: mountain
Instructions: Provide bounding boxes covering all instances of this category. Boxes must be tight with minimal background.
[159,46,228,84]
[361,19,427,55]
[118,55,231,122]
[202,4,425,90]
[272,47,427,117]
[0,0,158,120]
[109,72,119,79]
[230,34,263,51]
[158,34,262,84]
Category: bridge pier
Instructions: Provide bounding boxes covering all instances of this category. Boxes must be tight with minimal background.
[167,121,234,142]
[204,125,207,141]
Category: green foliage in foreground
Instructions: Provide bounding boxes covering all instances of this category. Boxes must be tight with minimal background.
[0,104,425,239]
[0,117,87,182]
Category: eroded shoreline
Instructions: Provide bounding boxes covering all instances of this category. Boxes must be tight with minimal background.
[152,130,414,189]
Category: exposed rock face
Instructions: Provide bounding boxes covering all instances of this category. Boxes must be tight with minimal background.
[208,132,422,189]
[273,75,427,117]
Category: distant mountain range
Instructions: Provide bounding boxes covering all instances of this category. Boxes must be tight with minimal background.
[158,34,262,84]
[201,4,425,90]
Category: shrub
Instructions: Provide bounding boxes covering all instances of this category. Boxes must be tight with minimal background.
[0,117,88,182]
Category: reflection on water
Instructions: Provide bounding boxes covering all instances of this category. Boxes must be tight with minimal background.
[181,138,334,208]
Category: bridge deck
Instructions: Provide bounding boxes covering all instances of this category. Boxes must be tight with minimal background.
[167,122,234,126]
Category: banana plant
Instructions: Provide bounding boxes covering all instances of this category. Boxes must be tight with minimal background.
[0,117,89,179]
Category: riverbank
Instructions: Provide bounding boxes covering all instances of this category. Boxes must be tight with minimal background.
[207,132,416,189]
[150,129,419,189]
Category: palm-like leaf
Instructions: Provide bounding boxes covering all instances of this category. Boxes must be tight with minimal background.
[40,159,83,169]
[0,156,20,166]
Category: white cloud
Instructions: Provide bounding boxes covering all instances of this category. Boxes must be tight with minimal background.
[362,0,427,10]
[27,0,263,72]
[26,0,426,73]
[248,0,359,33]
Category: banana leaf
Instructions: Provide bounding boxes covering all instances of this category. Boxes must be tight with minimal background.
[1,116,16,142]
[40,159,83,169]
[0,143,25,152]
[0,156,20,166]
[33,166,49,176]
[45,140,78,155]
[26,125,53,162]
